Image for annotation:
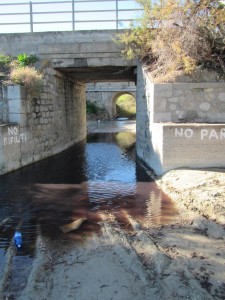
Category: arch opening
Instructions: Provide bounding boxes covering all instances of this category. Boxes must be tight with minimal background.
[113,92,136,120]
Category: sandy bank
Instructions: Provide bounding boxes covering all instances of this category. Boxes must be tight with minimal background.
[157,168,225,224]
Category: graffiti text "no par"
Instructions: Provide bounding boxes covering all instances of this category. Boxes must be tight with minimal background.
[175,128,225,140]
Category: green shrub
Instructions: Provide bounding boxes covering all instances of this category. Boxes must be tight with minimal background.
[17,53,39,67]
[86,102,98,114]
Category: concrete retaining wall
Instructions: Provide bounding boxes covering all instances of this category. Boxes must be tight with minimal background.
[0,68,86,175]
[136,64,152,167]
[0,85,8,123]
[0,124,28,174]
[136,66,225,175]
[162,123,225,171]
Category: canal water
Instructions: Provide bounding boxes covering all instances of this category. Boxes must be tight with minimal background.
[0,126,178,295]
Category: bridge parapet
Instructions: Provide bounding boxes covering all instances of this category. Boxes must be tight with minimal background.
[0,30,122,56]
[0,30,136,82]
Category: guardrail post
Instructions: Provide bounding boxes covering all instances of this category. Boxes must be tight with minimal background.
[72,0,75,31]
[116,0,118,29]
[29,1,33,33]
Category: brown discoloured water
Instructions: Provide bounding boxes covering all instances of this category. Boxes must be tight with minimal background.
[28,180,177,243]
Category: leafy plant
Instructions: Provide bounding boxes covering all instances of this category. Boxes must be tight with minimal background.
[17,53,39,67]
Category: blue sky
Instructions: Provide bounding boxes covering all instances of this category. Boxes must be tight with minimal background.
[0,0,143,33]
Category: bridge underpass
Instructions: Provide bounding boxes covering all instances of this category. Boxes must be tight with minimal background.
[55,64,137,120]
[0,30,142,175]
[55,65,136,82]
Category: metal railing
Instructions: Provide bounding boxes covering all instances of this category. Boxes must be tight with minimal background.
[0,0,143,33]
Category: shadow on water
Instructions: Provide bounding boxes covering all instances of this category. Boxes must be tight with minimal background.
[0,132,178,258]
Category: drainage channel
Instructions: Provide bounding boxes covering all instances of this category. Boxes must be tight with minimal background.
[0,131,178,298]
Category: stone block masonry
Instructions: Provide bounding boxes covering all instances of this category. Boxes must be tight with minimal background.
[0,30,137,175]
[0,68,86,175]
[152,82,225,123]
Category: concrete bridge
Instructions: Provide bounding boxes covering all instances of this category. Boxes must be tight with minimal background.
[4,29,137,119]
[0,30,136,79]
[0,30,140,175]
[1,30,225,176]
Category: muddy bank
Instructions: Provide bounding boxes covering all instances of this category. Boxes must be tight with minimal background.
[1,169,225,300]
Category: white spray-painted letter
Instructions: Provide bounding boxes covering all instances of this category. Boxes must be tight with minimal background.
[201,129,208,140]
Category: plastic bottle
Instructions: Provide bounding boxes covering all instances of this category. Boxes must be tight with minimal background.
[13,231,22,248]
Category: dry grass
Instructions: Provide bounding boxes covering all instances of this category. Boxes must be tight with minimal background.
[116,0,225,82]
[10,66,42,97]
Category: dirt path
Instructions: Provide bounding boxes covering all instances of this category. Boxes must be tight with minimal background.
[1,168,225,300]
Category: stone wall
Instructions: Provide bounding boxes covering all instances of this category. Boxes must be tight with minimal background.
[0,30,137,175]
[0,68,86,175]
[152,82,225,123]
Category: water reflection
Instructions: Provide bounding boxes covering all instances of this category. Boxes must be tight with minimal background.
[86,133,135,182]
[27,180,177,243]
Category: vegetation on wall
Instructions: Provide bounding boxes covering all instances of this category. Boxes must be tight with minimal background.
[0,55,11,81]
[17,53,39,67]
[10,66,42,96]
[86,101,109,120]
[0,55,11,67]
[115,0,225,82]
[0,53,42,96]
[86,102,99,114]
